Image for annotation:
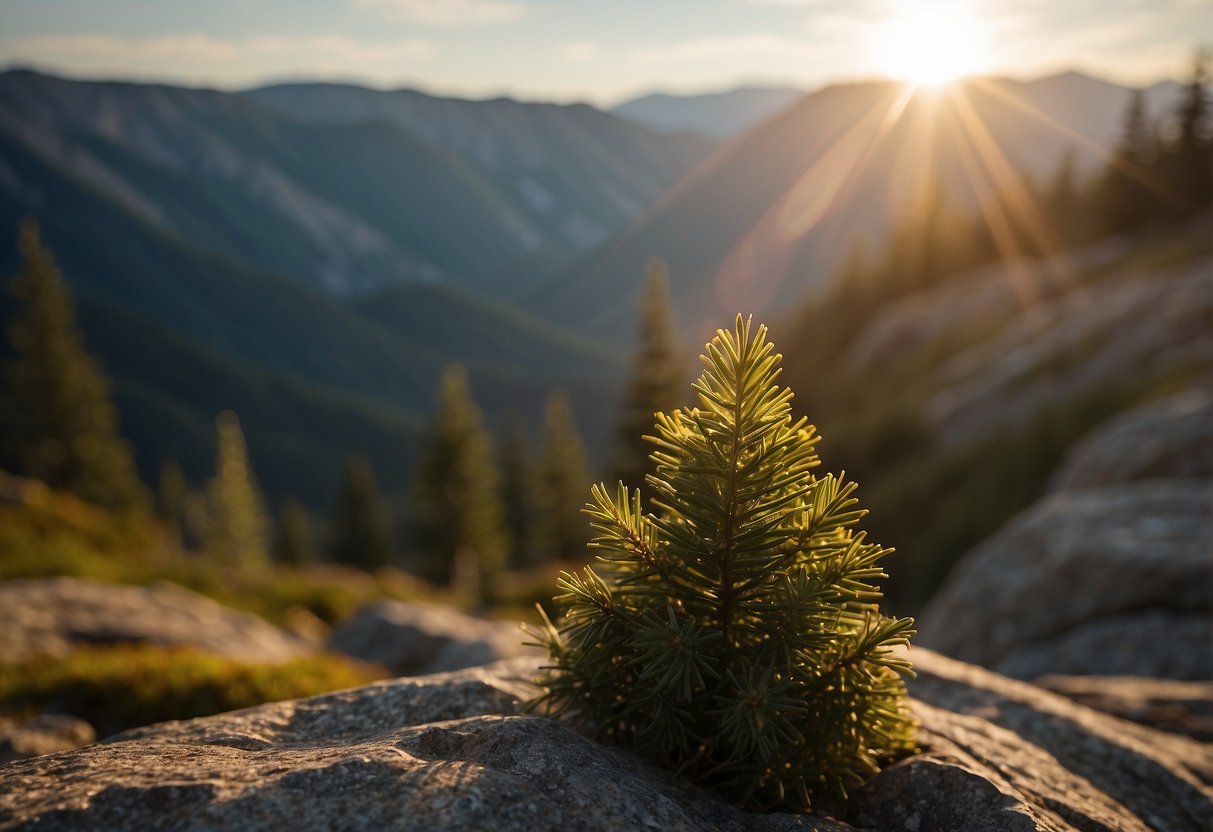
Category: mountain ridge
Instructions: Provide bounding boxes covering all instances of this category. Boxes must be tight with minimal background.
[528,71,1185,346]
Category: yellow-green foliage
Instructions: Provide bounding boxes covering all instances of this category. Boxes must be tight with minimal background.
[0,472,162,581]
[0,470,433,626]
[0,645,384,738]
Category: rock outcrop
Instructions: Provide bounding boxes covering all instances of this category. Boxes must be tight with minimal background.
[1,650,1209,831]
[1034,675,1213,742]
[1048,388,1213,491]
[841,245,1213,450]
[917,482,1212,680]
[327,599,538,677]
[0,578,312,664]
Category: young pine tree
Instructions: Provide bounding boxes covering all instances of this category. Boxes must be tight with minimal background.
[3,221,145,510]
[329,454,393,571]
[531,390,592,562]
[409,365,507,598]
[530,316,916,812]
[274,497,316,566]
[205,410,269,570]
[610,260,685,494]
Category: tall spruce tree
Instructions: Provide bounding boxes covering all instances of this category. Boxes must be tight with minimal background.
[1098,89,1158,233]
[610,260,685,494]
[329,454,393,571]
[530,316,915,811]
[205,410,269,570]
[498,414,534,569]
[274,497,316,566]
[3,221,145,510]
[1170,49,1212,215]
[532,390,592,562]
[410,365,507,598]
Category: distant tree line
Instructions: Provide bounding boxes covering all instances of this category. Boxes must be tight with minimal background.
[1,221,685,607]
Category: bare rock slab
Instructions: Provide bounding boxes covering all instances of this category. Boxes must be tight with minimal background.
[2,649,1210,832]
[0,578,311,664]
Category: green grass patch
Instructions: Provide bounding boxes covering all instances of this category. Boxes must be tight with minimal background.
[0,644,386,739]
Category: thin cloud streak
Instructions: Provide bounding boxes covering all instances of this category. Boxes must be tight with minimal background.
[1,33,438,85]
[351,0,528,25]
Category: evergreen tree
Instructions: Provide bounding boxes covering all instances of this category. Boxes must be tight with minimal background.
[532,390,592,562]
[329,454,393,572]
[409,365,507,598]
[274,497,316,566]
[1169,49,1212,215]
[610,261,685,494]
[156,458,188,541]
[205,410,269,570]
[1045,149,1085,245]
[1097,90,1159,233]
[3,221,145,509]
[530,317,915,811]
[497,414,534,569]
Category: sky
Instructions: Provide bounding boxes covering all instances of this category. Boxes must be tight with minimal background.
[0,0,1209,104]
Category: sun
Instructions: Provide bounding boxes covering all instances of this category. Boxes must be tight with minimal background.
[871,3,991,87]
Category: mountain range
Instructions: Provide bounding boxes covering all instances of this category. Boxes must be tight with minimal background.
[0,69,682,505]
[610,86,804,139]
[0,66,1186,508]
[529,72,1184,346]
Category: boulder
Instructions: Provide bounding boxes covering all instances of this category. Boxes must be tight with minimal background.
[0,715,95,764]
[995,610,1212,681]
[1,649,1210,832]
[1048,388,1213,491]
[856,649,1213,832]
[0,578,311,664]
[917,482,1212,680]
[1034,675,1213,742]
[327,599,538,677]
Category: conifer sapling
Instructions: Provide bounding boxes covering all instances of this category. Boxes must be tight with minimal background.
[528,316,916,811]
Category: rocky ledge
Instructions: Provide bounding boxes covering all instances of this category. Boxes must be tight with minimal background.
[1,649,1209,832]
[0,577,311,664]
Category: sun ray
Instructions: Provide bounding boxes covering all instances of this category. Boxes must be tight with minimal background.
[709,83,916,325]
[967,76,1186,210]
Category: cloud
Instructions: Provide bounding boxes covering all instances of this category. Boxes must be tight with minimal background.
[0,33,438,85]
[631,34,808,65]
[5,33,240,65]
[557,41,599,62]
[352,0,527,25]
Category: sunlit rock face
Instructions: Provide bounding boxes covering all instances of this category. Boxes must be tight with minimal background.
[2,651,1210,832]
